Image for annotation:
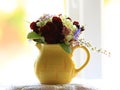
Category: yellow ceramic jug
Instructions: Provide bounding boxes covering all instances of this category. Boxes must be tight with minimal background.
[34,44,90,84]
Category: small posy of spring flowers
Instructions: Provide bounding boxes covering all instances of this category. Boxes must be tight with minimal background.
[27,14,110,56]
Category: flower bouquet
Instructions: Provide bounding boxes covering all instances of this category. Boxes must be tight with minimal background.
[27,14,85,53]
[27,14,110,55]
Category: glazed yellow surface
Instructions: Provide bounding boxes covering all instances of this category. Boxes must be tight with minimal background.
[34,44,90,84]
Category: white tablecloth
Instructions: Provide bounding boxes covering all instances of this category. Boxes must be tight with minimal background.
[0,84,97,90]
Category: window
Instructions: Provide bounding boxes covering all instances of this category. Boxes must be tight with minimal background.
[67,0,102,79]
[0,0,105,85]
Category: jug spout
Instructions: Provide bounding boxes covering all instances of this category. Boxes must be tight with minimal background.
[36,44,43,51]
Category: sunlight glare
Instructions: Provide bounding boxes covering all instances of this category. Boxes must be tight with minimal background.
[0,0,17,13]
[102,0,120,86]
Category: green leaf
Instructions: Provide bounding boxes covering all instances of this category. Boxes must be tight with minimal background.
[60,43,71,53]
[27,31,40,39]
[34,37,45,43]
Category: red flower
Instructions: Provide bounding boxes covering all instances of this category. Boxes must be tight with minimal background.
[73,21,79,25]
[52,16,63,31]
[73,21,80,29]
[30,21,39,33]
[40,21,64,44]
[66,17,72,21]
[30,22,37,30]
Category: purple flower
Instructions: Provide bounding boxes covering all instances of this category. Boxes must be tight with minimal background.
[74,29,81,40]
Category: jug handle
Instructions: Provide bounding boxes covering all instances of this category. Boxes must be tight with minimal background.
[72,45,90,73]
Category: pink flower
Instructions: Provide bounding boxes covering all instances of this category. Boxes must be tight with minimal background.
[62,26,70,36]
